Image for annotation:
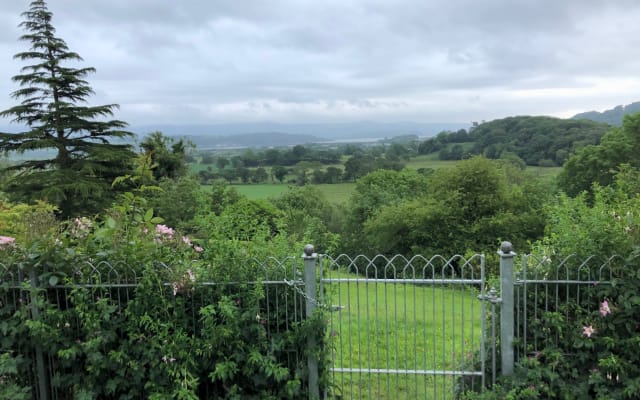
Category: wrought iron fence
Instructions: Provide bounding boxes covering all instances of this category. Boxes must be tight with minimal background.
[0,256,311,400]
[3,243,634,399]
[318,253,487,399]
[513,254,627,362]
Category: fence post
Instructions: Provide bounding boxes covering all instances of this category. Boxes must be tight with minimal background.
[29,268,50,400]
[302,244,320,399]
[498,241,515,376]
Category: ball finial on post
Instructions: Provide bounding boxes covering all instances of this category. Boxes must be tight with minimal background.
[500,241,513,254]
[303,244,315,257]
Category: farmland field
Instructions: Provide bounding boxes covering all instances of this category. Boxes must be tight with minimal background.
[230,183,356,204]
[229,183,290,199]
[404,156,459,170]
[198,158,561,205]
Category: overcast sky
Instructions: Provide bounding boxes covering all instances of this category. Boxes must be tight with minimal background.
[1,0,640,128]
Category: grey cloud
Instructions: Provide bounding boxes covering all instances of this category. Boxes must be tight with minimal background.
[1,0,640,126]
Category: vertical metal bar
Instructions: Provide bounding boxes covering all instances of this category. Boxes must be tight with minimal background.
[384,265,390,398]
[491,293,496,386]
[499,242,515,376]
[522,256,528,361]
[392,263,399,394]
[302,245,319,400]
[360,266,370,398]
[480,255,486,390]
[373,263,381,398]
[413,270,420,395]
[349,263,354,398]
[29,268,50,400]
[441,274,446,397]
[318,255,329,400]
[431,268,436,399]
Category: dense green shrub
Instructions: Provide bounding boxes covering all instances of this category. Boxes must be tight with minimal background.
[460,174,640,399]
[0,195,328,399]
[462,253,640,399]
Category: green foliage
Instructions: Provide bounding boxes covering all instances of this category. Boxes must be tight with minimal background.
[272,165,289,183]
[0,0,135,218]
[0,192,328,399]
[538,172,640,260]
[463,256,640,399]
[196,197,284,243]
[140,131,190,181]
[209,181,243,215]
[146,176,207,231]
[462,179,640,399]
[348,158,550,261]
[0,200,58,241]
[469,116,609,166]
[347,168,430,226]
[558,112,640,197]
[0,353,30,400]
[342,153,405,181]
[418,129,470,155]
[270,186,341,253]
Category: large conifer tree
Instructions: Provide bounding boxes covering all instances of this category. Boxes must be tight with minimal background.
[0,0,135,217]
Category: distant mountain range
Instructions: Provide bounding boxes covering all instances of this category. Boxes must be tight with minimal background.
[130,121,468,139]
[183,132,325,149]
[128,121,469,148]
[571,101,640,126]
[3,101,639,151]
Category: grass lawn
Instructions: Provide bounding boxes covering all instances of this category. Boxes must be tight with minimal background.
[230,183,291,199]
[405,156,460,170]
[323,270,484,399]
[229,183,356,204]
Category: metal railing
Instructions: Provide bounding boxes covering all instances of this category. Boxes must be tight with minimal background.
[0,256,310,400]
[316,252,487,399]
[4,242,629,399]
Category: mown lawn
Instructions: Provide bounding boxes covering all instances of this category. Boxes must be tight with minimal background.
[230,183,291,199]
[229,183,356,204]
[323,270,485,399]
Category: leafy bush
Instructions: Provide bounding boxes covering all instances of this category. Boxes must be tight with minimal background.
[462,255,640,399]
[460,175,640,399]
[0,194,328,399]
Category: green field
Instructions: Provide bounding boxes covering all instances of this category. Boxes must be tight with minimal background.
[325,270,484,399]
[230,183,356,204]
[230,183,291,199]
[526,165,562,177]
[404,156,460,170]
[199,158,560,206]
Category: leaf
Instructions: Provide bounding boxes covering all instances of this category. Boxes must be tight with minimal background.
[106,217,116,229]
[144,208,154,222]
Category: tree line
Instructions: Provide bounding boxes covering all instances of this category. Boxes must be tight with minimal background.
[194,143,410,185]
[416,116,610,166]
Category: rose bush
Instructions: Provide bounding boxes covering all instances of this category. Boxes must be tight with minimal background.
[460,173,640,399]
[0,193,328,399]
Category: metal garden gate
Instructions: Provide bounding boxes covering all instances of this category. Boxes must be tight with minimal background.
[315,251,488,399]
